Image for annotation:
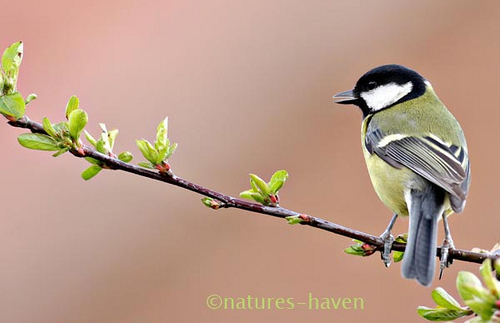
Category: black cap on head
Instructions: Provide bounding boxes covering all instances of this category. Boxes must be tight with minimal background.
[353,64,426,96]
[334,64,427,116]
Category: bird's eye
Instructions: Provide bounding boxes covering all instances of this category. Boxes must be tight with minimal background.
[368,81,377,90]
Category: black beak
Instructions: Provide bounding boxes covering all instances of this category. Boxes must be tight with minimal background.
[333,89,358,105]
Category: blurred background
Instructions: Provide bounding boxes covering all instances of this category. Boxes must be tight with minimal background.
[1,0,499,322]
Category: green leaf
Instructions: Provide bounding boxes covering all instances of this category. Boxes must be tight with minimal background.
[42,117,58,138]
[250,178,259,192]
[2,41,23,77]
[268,170,288,194]
[249,173,270,195]
[118,151,133,163]
[495,259,500,276]
[18,133,60,151]
[84,130,97,147]
[461,283,496,303]
[249,192,267,204]
[154,154,164,165]
[344,246,365,256]
[107,129,119,150]
[90,126,117,155]
[286,215,305,225]
[52,148,69,157]
[457,271,486,302]
[393,234,407,262]
[464,299,495,321]
[96,139,106,154]
[137,139,159,164]
[53,121,68,133]
[65,95,79,119]
[239,190,254,200]
[96,126,110,152]
[68,109,88,141]
[136,139,148,157]
[343,241,376,257]
[431,287,464,311]
[157,144,169,162]
[201,197,213,208]
[241,172,288,205]
[0,92,25,119]
[393,251,404,262]
[25,93,37,105]
[417,306,471,321]
[81,165,102,180]
[480,259,500,297]
[166,142,177,159]
[201,197,221,209]
[395,233,408,243]
[138,161,154,169]
[155,117,169,151]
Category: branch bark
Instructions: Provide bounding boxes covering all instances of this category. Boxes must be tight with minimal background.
[8,115,499,265]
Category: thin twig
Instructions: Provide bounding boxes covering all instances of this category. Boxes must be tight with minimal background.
[7,115,499,265]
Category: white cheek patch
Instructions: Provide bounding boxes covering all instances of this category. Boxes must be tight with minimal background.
[360,81,413,111]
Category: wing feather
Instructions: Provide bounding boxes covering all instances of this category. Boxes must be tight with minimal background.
[366,129,469,205]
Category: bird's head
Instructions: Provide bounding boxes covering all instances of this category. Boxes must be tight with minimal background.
[334,64,428,116]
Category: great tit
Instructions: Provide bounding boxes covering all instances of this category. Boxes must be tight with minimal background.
[333,64,470,286]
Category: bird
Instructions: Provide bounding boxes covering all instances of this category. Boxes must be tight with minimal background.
[333,64,470,286]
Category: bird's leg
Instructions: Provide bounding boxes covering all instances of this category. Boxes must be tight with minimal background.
[439,213,455,279]
[380,213,398,267]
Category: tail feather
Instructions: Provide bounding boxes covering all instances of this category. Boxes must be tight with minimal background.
[401,185,444,286]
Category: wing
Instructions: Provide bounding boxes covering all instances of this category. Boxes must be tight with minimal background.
[366,128,470,212]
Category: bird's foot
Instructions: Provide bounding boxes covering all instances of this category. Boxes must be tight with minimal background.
[439,237,455,279]
[380,231,395,267]
[379,213,398,267]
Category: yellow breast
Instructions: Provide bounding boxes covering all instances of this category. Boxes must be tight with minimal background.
[361,137,412,217]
